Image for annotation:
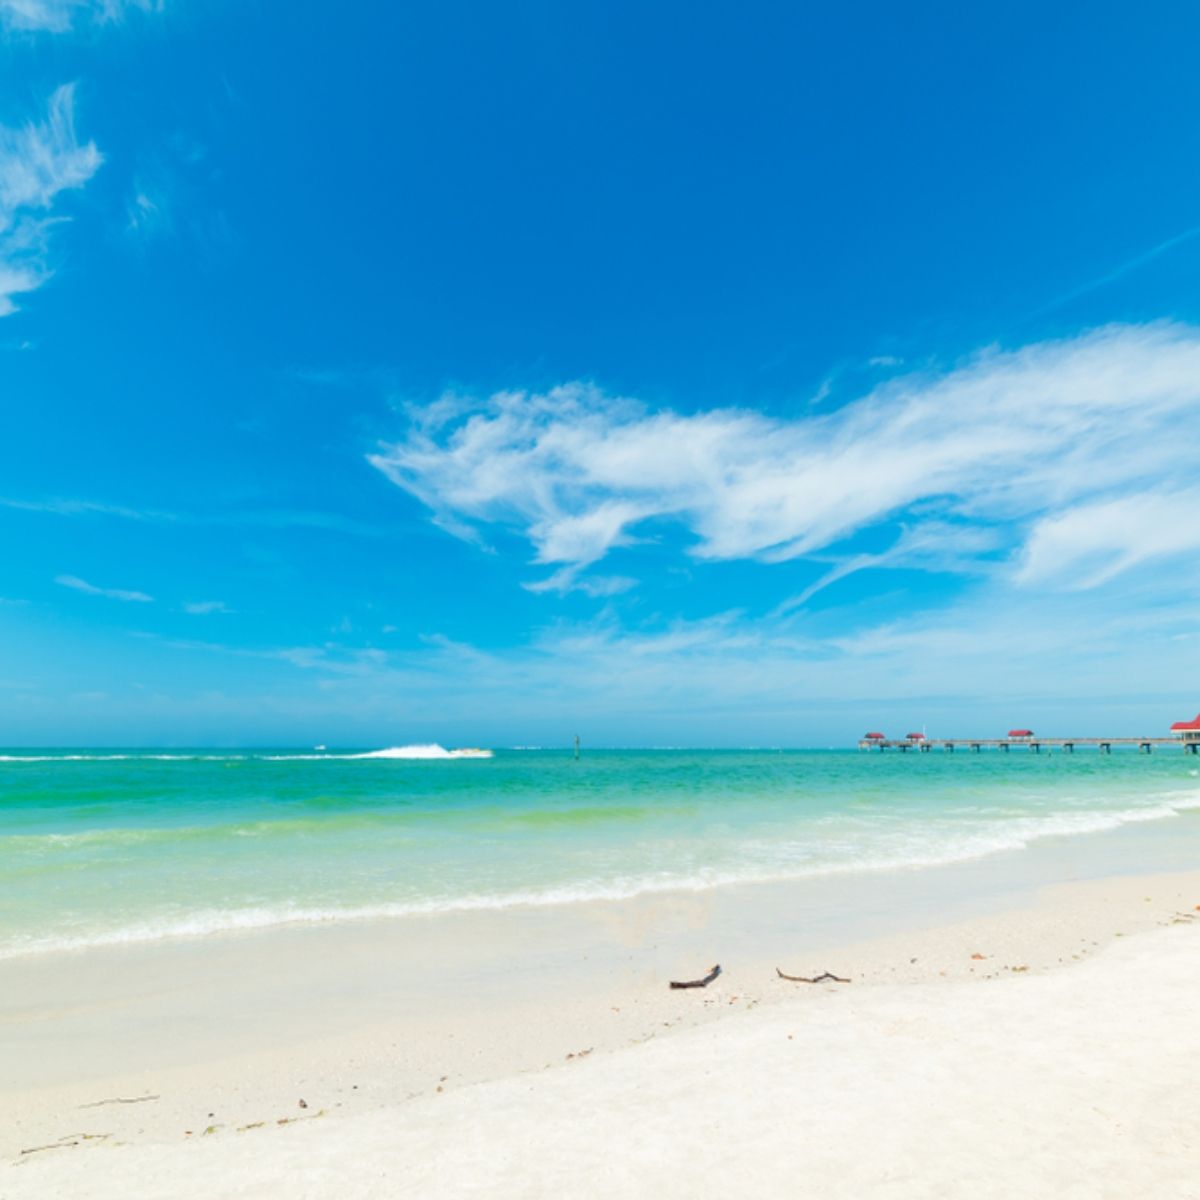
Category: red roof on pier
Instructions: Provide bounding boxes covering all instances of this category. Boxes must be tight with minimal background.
[1170,714,1200,731]
[863,732,886,740]
[1007,729,1034,738]
[905,732,926,740]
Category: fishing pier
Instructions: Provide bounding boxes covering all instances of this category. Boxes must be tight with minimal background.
[859,715,1200,754]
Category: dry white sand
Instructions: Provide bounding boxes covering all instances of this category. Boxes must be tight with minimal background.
[7,914,1198,1199]
[4,860,1200,1198]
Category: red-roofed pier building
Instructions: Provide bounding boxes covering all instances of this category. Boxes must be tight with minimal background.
[1170,714,1200,750]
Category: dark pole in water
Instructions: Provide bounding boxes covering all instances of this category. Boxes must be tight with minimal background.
[574,734,580,760]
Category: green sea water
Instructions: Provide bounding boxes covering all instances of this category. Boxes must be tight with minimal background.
[2,746,1199,959]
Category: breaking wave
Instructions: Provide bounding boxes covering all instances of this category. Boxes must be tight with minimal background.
[262,745,493,761]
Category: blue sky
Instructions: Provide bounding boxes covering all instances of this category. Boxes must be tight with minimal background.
[2,0,1200,745]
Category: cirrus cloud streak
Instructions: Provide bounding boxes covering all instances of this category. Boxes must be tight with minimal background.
[56,574,153,602]
[0,0,159,33]
[0,84,102,315]
[370,323,1200,596]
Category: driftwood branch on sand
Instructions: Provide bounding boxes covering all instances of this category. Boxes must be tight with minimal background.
[670,964,721,989]
[775,968,851,984]
[78,1095,160,1108]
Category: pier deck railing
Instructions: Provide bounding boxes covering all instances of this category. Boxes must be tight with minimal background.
[857,737,1194,754]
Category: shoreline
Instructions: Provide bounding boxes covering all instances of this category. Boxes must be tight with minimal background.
[5,782,1199,964]
[5,875,1198,1197]
[4,814,1200,1185]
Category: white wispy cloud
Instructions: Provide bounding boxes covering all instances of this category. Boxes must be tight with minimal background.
[183,600,231,615]
[0,495,395,538]
[1031,225,1200,319]
[0,84,102,315]
[1017,489,1200,590]
[370,323,1200,596]
[125,184,171,241]
[0,495,161,519]
[773,522,1002,616]
[56,574,153,602]
[0,0,74,30]
[524,571,637,598]
[124,134,212,247]
[135,578,1200,740]
[0,0,160,33]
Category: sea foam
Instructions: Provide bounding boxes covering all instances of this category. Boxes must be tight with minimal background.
[262,744,493,760]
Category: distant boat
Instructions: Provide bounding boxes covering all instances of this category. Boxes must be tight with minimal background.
[314,744,327,751]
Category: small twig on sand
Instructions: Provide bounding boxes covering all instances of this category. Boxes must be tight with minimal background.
[670,964,721,989]
[79,1095,160,1109]
[776,968,851,984]
[20,1142,79,1156]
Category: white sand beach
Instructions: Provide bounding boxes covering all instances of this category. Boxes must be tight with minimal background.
[4,848,1199,1199]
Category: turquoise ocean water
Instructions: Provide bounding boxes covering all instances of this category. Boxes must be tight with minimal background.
[2,746,1199,960]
